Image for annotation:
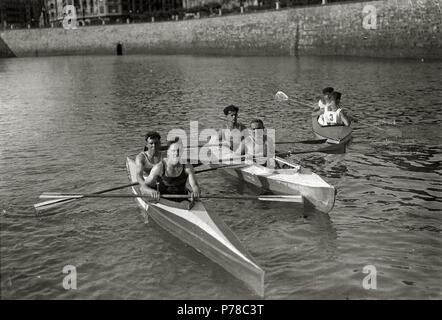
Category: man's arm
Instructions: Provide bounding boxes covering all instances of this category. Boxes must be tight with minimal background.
[135,154,148,187]
[185,165,201,199]
[340,110,350,126]
[312,108,324,117]
[233,137,251,164]
[233,138,246,156]
[143,164,161,188]
[312,99,322,112]
[139,163,162,200]
[265,136,277,169]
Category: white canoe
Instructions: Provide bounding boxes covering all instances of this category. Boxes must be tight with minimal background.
[215,148,336,213]
[126,157,265,297]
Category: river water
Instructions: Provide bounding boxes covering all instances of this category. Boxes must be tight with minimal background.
[0,55,441,299]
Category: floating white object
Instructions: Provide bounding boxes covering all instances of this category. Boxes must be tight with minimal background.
[275,91,289,101]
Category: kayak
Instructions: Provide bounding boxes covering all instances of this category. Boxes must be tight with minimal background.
[126,157,265,297]
[312,115,353,144]
[214,147,336,213]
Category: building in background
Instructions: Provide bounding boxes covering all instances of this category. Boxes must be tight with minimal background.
[45,0,117,26]
[0,0,45,29]
[45,0,183,26]
[1,0,346,28]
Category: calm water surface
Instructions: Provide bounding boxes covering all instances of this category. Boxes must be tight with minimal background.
[0,55,441,299]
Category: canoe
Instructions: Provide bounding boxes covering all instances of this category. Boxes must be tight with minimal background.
[126,157,265,297]
[312,115,353,144]
[215,148,336,213]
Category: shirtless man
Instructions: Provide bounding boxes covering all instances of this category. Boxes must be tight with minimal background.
[234,119,277,168]
[140,138,201,201]
[312,87,334,117]
[135,131,162,194]
[219,104,247,151]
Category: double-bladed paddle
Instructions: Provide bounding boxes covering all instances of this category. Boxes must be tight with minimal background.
[33,162,249,212]
[39,193,303,203]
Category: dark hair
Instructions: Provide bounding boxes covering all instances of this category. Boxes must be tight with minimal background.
[250,119,264,128]
[223,104,239,115]
[322,87,334,95]
[145,131,161,141]
[330,91,341,102]
[166,137,181,149]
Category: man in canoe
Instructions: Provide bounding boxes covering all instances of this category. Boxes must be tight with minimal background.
[234,119,277,168]
[140,138,201,201]
[219,104,247,151]
[312,87,334,116]
[317,92,350,126]
[135,131,162,190]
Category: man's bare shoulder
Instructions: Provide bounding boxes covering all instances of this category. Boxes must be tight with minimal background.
[184,163,195,173]
[243,135,253,144]
[135,152,146,165]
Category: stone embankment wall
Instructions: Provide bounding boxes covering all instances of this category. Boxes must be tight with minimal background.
[0,35,16,58]
[0,0,440,59]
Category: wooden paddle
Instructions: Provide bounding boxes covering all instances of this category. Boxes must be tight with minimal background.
[274,91,314,109]
[194,163,249,174]
[185,138,327,149]
[39,193,303,203]
[34,161,252,212]
[34,182,139,212]
[275,143,345,157]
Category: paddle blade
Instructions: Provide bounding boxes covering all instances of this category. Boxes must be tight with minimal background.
[275,139,327,145]
[258,195,304,203]
[34,182,139,213]
[34,197,78,213]
[275,91,289,101]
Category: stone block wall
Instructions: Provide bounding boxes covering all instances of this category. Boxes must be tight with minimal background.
[0,0,440,59]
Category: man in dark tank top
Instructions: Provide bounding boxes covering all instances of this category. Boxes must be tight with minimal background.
[140,138,201,201]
